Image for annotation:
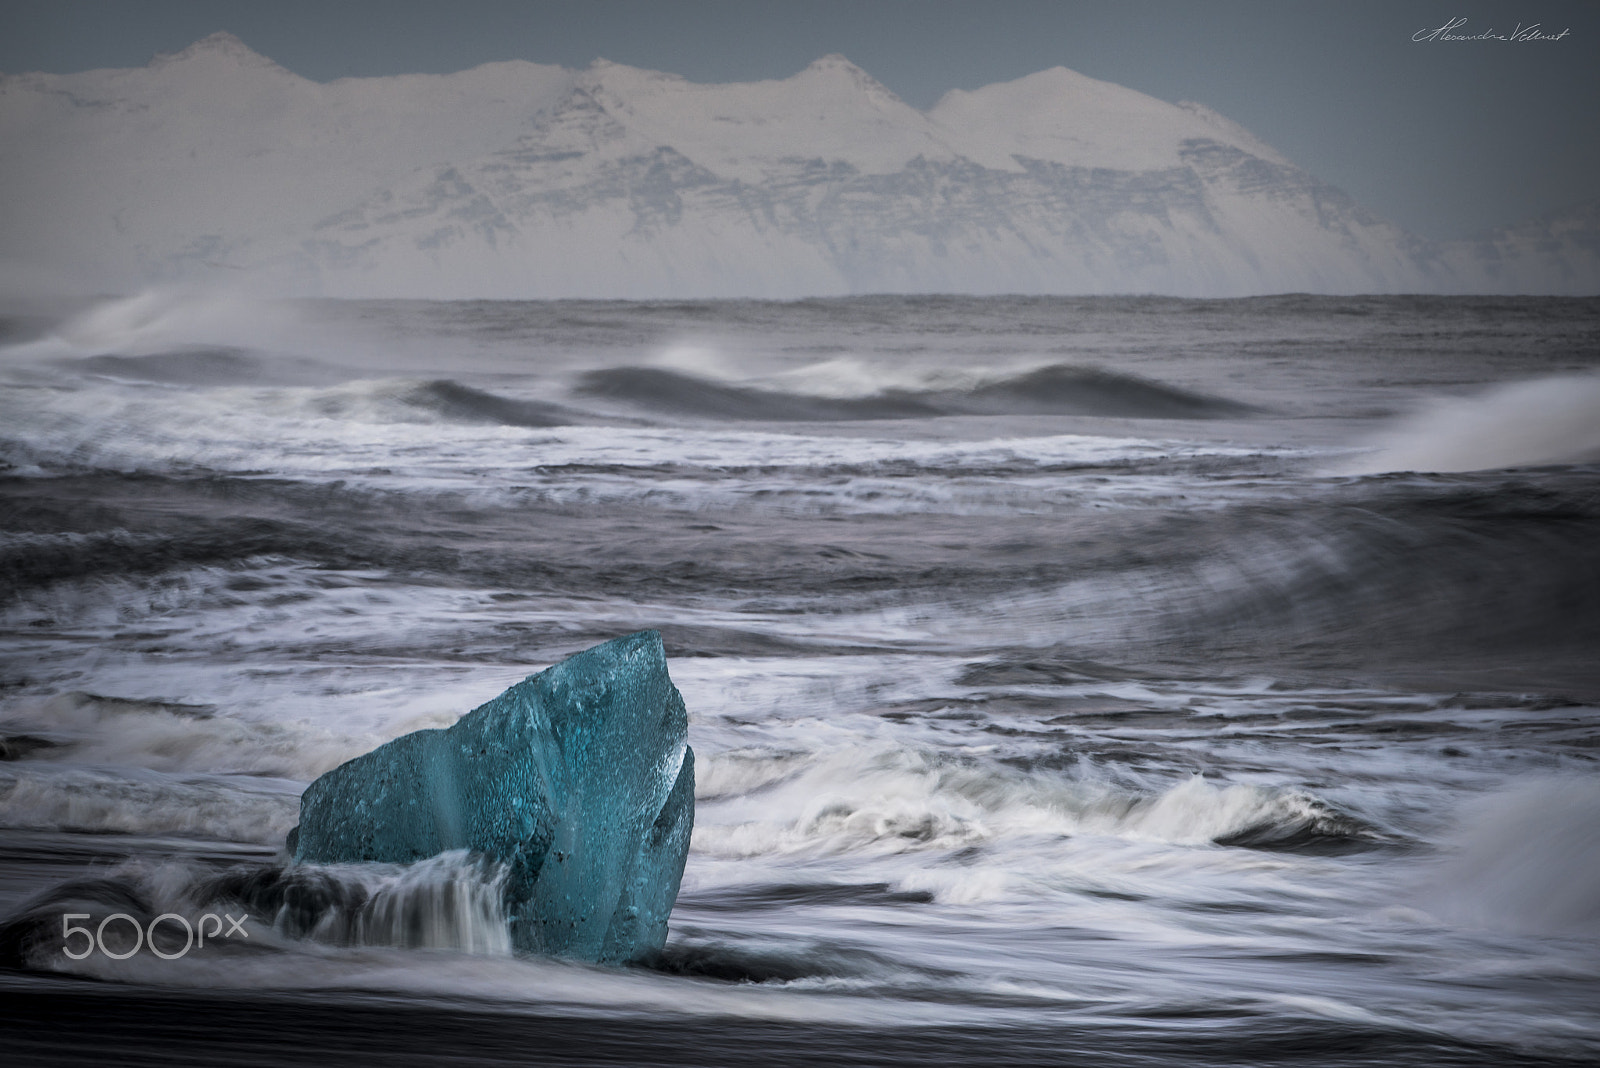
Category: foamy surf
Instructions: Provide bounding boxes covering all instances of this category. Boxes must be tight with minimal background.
[2,293,1597,1065]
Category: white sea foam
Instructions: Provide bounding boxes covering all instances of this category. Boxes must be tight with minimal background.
[650,342,749,380]
[10,850,513,970]
[0,764,301,843]
[759,354,1000,397]
[348,852,513,955]
[1,690,377,781]
[693,744,1353,866]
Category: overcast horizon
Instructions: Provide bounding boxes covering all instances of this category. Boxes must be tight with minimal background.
[3,0,1596,243]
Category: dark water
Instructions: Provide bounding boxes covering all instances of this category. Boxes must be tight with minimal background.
[1,292,1598,1065]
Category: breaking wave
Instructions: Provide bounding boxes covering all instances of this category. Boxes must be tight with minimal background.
[579,366,939,421]
[76,350,274,385]
[390,379,573,428]
[577,363,1256,422]
[694,746,1381,871]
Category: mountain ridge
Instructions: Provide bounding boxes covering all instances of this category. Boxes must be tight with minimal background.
[1,34,1593,298]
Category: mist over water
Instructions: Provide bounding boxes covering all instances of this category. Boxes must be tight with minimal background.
[1,290,1597,1065]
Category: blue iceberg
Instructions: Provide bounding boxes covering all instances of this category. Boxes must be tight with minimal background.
[288,630,694,964]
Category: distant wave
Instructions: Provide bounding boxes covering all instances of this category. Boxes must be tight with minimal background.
[72,349,344,388]
[578,366,939,421]
[942,364,1258,418]
[75,350,269,386]
[577,364,1256,421]
[395,379,571,428]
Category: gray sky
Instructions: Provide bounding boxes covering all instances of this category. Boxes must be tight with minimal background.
[2,0,1595,240]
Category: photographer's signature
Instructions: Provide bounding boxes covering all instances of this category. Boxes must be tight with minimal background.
[1414,17,1571,42]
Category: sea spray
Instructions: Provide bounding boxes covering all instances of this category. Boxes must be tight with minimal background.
[1332,373,1600,474]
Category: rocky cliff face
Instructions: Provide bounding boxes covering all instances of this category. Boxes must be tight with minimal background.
[2,33,1593,297]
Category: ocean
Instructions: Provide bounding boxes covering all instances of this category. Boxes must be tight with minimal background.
[1,291,1597,1065]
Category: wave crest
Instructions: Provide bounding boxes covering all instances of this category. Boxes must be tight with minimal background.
[578,363,1255,422]
[694,747,1380,868]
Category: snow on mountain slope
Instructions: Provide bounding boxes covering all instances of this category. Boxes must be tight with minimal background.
[292,55,1449,298]
[1442,200,1600,296]
[1,33,1592,298]
[579,56,956,182]
[929,66,1288,173]
[1,33,572,290]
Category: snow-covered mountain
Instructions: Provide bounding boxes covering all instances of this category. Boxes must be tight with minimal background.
[1439,200,1600,295]
[2,32,1593,298]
